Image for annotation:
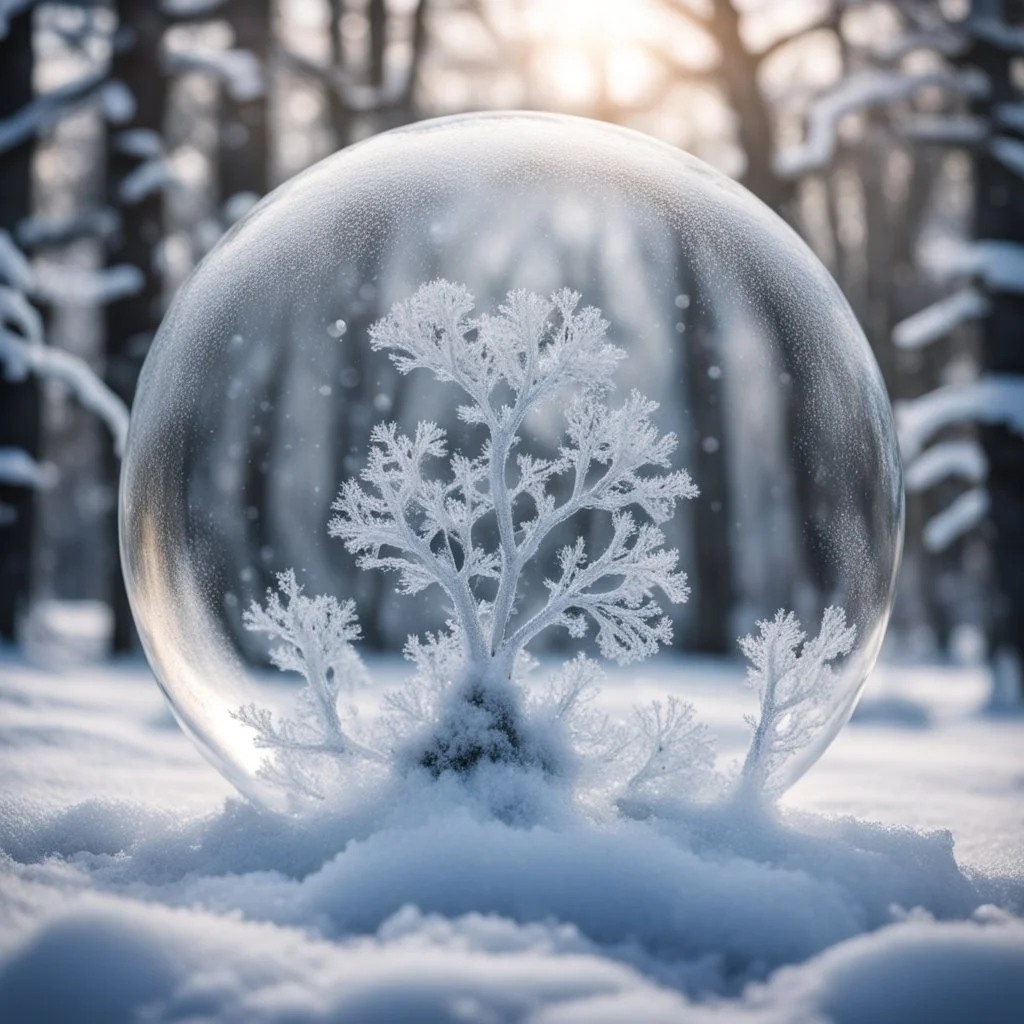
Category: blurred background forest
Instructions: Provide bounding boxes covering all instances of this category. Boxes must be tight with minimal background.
[1,0,1022,699]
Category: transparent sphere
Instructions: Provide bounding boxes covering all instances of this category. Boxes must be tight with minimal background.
[121,112,903,809]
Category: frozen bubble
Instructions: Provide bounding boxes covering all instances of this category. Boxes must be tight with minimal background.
[122,112,902,809]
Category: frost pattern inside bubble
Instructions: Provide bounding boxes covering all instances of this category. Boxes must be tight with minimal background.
[120,113,902,812]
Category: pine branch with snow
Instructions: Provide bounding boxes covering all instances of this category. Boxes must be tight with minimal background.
[737,606,856,802]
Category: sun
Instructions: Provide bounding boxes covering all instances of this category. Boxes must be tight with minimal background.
[519,0,673,110]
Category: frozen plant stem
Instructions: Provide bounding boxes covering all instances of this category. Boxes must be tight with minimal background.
[331,281,698,774]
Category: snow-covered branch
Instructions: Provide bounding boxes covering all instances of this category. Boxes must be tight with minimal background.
[0,326,130,456]
[926,240,1024,295]
[1,233,130,457]
[277,45,414,115]
[897,376,1024,461]
[164,47,264,103]
[160,0,226,20]
[0,447,56,490]
[776,70,986,180]
[0,0,34,40]
[0,72,134,156]
[893,289,989,350]
[923,488,989,553]
[905,440,986,493]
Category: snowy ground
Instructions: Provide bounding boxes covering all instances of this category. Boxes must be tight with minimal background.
[1,647,1022,1022]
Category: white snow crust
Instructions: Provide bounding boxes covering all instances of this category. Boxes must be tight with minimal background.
[0,650,1021,1023]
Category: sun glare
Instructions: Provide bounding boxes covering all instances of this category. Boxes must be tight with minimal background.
[522,0,668,109]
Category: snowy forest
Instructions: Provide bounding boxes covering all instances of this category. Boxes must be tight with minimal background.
[2,2,1024,1023]
[2,0,1022,679]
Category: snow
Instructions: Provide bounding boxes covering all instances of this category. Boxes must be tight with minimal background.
[997,103,1024,134]
[164,47,265,103]
[901,114,987,146]
[0,74,134,157]
[0,326,129,455]
[118,158,180,205]
[905,439,987,492]
[0,0,31,40]
[0,648,1021,1022]
[927,239,1024,294]
[892,287,989,350]
[992,135,1024,180]
[0,287,43,350]
[776,71,984,180]
[896,375,1024,461]
[15,209,120,250]
[161,0,226,16]
[970,15,1024,55]
[32,263,144,306]
[923,487,990,553]
[0,230,35,293]
[0,447,56,489]
[114,128,165,160]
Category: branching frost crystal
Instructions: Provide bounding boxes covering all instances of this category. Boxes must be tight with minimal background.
[737,606,857,799]
[233,281,857,811]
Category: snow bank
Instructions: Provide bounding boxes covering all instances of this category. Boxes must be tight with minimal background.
[0,886,1021,1023]
[1,655,1021,1022]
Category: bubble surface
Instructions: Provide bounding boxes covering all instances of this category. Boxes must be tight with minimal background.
[121,113,903,808]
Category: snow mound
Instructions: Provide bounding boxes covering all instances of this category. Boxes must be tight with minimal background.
[1,653,1021,1022]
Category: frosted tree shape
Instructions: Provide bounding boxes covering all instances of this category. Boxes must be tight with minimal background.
[329,280,698,773]
[230,570,381,799]
[736,606,857,801]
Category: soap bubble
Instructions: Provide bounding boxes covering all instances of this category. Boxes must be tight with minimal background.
[121,113,902,809]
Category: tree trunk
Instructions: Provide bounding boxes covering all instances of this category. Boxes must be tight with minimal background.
[104,0,167,652]
[969,0,1024,689]
[219,0,271,202]
[680,307,734,653]
[710,0,793,213]
[0,9,38,641]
